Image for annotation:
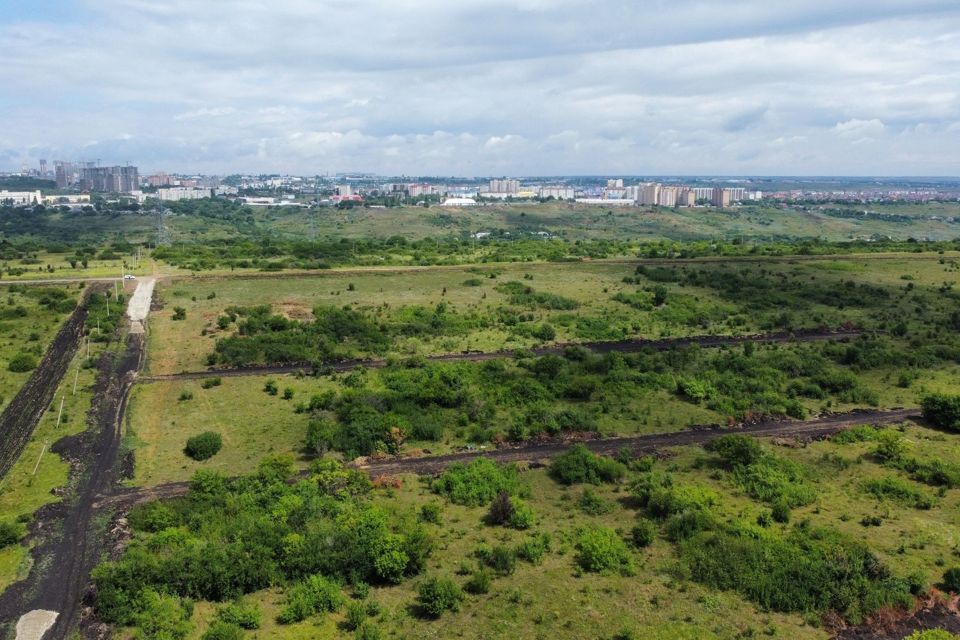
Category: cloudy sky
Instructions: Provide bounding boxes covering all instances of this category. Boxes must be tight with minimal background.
[1,0,959,176]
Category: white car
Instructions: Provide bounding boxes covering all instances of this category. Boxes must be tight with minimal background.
[123,274,136,280]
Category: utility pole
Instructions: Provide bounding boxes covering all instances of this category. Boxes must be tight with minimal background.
[55,396,65,429]
[31,440,49,477]
[73,367,79,395]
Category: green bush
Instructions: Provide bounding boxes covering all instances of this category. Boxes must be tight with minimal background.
[922,394,960,431]
[0,521,24,548]
[184,431,223,461]
[134,590,192,640]
[464,568,492,594]
[549,444,626,485]
[905,630,960,640]
[577,488,615,515]
[201,622,243,640]
[344,600,366,630]
[432,459,525,506]
[201,377,222,389]
[7,353,37,372]
[942,567,960,593]
[631,520,656,548]
[418,502,443,525]
[679,526,912,621]
[277,575,344,624]
[704,435,764,468]
[416,576,464,618]
[215,599,261,629]
[478,545,516,576]
[863,477,933,509]
[172,306,186,321]
[515,533,551,565]
[575,527,635,575]
[354,621,384,640]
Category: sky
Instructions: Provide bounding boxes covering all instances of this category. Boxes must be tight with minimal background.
[1,0,959,176]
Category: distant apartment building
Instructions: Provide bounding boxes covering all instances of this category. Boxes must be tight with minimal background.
[691,187,713,201]
[712,187,731,208]
[606,178,624,189]
[728,187,747,202]
[638,183,660,206]
[539,186,575,200]
[79,165,139,193]
[213,185,239,196]
[407,184,434,197]
[679,188,697,207]
[0,190,42,206]
[488,178,519,194]
[147,173,173,187]
[337,185,352,197]
[156,187,210,201]
[657,186,679,207]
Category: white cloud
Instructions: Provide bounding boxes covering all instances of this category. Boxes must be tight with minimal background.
[0,1,958,174]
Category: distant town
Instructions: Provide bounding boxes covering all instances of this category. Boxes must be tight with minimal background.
[2,161,960,211]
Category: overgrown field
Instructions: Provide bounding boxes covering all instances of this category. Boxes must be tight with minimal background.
[99,418,960,640]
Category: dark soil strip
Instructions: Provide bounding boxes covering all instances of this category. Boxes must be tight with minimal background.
[141,327,863,381]
[0,332,144,639]
[0,285,102,480]
[354,407,920,476]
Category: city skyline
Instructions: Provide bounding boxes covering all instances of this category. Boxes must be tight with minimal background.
[1,1,959,176]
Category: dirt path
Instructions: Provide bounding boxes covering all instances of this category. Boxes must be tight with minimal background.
[0,286,100,481]
[140,327,863,381]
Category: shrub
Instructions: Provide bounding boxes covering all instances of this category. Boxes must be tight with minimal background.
[478,545,516,576]
[178,390,194,402]
[575,527,635,575]
[172,306,186,321]
[416,576,464,618]
[905,631,960,640]
[201,622,243,640]
[507,501,535,530]
[549,444,626,485]
[344,600,366,630]
[7,353,37,372]
[134,590,192,640]
[631,520,655,548]
[486,491,514,525]
[515,533,551,564]
[283,387,294,400]
[922,394,960,431]
[128,502,178,533]
[354,622,384,640]
[704,435,763,468]
[464,568,492,594]
[577,488,615,515]
[277,575,344,624]
[0,521,23,548]
[184,431,223,461]
[201,377,222,389]
[942,567,960,593]
[264,380,278,396]
[665,510,716,542]
[215,599,261,629]
[418,502,442,525]
[863,477,933,509]
[432,459,525,506]
[771,500,791,523]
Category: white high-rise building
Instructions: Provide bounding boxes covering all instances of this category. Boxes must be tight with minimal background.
[638,183,660,206]
[489,178,519,194]
[657,186,679,207]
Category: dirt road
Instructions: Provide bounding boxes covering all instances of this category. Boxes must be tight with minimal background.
[140,327,863,381]
[0,333,144,639]
[0,286,100,481]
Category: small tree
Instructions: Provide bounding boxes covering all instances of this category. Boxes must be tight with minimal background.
[487,491,515,525]
[942,567,960,593]
[8,353,37,373]
[652,285,668,306]
[172,306,186,321]
[184,431,223,461]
